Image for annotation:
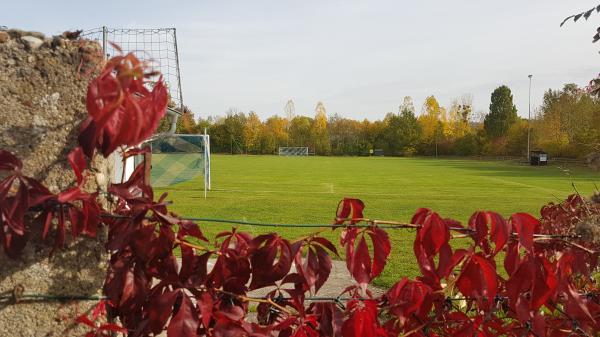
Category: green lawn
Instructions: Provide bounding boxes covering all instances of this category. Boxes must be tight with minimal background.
[156,155,599,287]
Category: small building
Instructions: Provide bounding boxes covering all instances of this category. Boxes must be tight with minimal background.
[530,150,548,166]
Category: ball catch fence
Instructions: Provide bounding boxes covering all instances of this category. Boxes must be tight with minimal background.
[82,27,184,112]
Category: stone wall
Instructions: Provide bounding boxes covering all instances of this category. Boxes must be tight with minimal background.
[0,28,112,336]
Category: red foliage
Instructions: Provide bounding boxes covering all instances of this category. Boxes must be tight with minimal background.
[2,51,600,337]
[78,50,168,158]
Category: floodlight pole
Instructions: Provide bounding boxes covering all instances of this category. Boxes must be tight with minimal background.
[527,74,533,161]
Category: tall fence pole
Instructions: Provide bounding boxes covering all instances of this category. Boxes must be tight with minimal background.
[102,26,107,59]
[527,74,533,162]
[173,28,184,111]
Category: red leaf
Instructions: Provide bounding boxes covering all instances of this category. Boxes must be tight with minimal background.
[80,53,168,158]
[295,236,337,293]
[415,210,450,256]
[68,147,87,185]
[347,236,372,287]
[342,300,385,337]
[367,227,391,278]
[308,302,343,337]
[199,291,214,328]
[488,212,509,254]
[510,213,539,253]
[147,290,178,334]
[335,198,365,225]
[97,323,128,333]
[467,212,490,250]
[249,234,293,289]
[456,253,498,310]
[385,278,433,327]
[167,293,199,337]
[312,236,339,256]
[177,219,208,242]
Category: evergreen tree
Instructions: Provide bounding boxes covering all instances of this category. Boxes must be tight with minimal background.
[484,85,518,138]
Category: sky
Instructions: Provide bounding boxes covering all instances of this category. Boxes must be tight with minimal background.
[4,1,600,121]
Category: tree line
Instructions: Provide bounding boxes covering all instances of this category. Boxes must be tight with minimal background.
[163,84,599,159]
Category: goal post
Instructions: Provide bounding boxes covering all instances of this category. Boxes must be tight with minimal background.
[278,147,309,156]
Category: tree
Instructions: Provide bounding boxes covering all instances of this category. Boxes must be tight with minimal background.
[311,102,330,155]
[260,115,288,154]
[447,95,473,139]
[535,84,600,157]
[400,96,415,116]
[222,108,246,154]
[176,106,198,134]
[243,111,262,154]
[484,85,518,138]
[328,114,362,155]
[381,100,422,156]
[289,116,313,147]
[505,118,529,156]
[398,105,422,154]
[418,95,447,155]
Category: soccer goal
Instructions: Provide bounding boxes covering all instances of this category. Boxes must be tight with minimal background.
[146,134,211,196]
[278,147,309,156]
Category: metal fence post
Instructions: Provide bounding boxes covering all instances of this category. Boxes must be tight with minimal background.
[102,26,107,60]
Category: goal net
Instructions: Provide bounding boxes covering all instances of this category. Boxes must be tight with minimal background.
[278,147,309,156]
[146,134,211,193]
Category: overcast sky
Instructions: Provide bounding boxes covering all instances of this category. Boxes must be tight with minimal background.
[4,1,600,120]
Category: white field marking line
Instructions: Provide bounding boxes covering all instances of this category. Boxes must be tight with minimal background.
[480,176,566,195]
[207,188,544,199]
[323,183,335,194]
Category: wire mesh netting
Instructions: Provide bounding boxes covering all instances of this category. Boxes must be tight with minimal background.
[278,147,309,156]
[147,135,209,188]
[82,27,183,109]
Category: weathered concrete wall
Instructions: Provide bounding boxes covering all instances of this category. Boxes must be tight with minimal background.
[0,28,112,337]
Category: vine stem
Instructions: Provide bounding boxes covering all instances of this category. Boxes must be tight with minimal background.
[291,229,327,244]
[216,289,293,315]
[174,239,222,255]
[402,323,427,336]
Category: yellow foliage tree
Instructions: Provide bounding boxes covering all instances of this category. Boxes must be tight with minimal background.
[418,95,446,144]
[447,95,473,139]
[243,111,262,153]
[311,102,330,155]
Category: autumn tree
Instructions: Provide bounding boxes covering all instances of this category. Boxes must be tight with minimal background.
[175,106,198,134]
[260,115,289,154]
[289,116,313,147]
[447,95,473,139]
[311,102,330,155]
[243,111,263,154]
[328,114,363,155]
[418,95,446,155]
[535,84,600,157]
[484,85,518,138]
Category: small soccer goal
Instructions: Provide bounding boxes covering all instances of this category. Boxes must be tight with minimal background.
[278,147,309,156]
[137,134,211,198]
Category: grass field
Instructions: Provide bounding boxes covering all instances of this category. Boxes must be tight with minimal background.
[156,155,599,287]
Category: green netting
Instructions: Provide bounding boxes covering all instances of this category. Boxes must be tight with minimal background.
[147,135,208,188]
